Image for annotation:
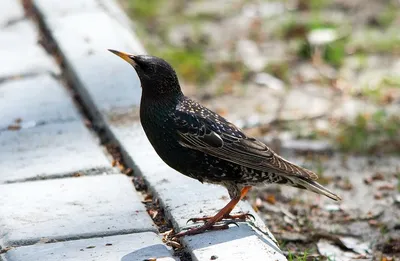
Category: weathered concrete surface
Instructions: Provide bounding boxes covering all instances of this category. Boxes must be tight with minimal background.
[1,233,175,261]
[0,175,156,248]
[0,0,24,27]
[0,19,59,78]
[0,74,111,183]
[0,75,79,130]
[0,121,112,183]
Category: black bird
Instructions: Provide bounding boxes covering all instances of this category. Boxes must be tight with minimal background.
[108,49,341,237]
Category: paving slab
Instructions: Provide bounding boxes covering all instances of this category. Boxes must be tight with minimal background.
[0,121,111,183]
[36,11,145,113]
[0,73,111,183]
[0,21,37,47]
[32,0,100,17]
[33,0,136,28]
[32,0,286,259]
[0,20,59,78]
[185,225,284,261]
[1,233,175,261]
[0,0,25,27]
[0,175,156,248]
[0,74,79,130]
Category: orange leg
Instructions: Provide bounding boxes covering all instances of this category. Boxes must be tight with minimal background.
[173,186,251,238]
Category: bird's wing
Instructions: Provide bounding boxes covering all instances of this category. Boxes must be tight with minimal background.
[172,100,318,180]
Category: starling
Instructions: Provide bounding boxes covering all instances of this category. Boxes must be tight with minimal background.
[108,49,341,237]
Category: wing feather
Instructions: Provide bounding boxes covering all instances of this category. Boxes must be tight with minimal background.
[173,99,318,180]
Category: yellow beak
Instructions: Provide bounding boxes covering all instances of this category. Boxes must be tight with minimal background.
[108,49,136,66]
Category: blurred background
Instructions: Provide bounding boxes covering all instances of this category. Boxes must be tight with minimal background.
[119,0,400,259]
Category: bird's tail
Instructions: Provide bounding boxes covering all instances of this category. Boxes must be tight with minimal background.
[287,176,341,201]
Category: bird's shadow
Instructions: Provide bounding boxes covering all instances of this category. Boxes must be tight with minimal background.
[181,222,283,256]
[120,244,172,261]
[118,223,282,261]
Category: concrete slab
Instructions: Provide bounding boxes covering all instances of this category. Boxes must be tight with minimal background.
[0,121,112,183]
[33,0,136,35]
[32,0,100,17]
[185,225,284,261]
[36,11,145,113]
[0,175,156,248]
[0,19,60,78]
[0,21,37,47]
[0,74,79,130]
[1,233,175,261]
[0,0,25,27]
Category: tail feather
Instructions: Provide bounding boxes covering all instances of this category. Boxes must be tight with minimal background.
[288,176,341,201]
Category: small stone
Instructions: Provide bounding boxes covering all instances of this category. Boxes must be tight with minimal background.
[378,184,395,191]
[393,194,400,205]
[255,197,263,208]
[167,24,194,47]
[210,255,218,260]
[374,192,383,199]
[258,2,285,18]
[323,204,340,212]
[236,39,267,72]
[254,73,285,91]
[368,220,380,226]
[307,28,338,46]
[281,139,333,153]
[263,194,276,205]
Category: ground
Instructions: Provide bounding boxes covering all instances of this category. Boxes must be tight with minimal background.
[120,0,400,259]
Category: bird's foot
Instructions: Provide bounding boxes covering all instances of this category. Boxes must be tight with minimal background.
[186,212,254,224]
[172,221,239,238]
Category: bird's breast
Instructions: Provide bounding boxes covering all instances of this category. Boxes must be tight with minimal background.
[140,102,185,168]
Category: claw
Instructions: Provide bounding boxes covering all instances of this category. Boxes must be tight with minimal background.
[185,212,255,225]
[223,212,255,221]
[179,226,191,231]
[186,216,209,224]
[246,213,256,221]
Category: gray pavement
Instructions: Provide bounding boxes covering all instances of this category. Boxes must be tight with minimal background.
[0,0,286,260]
[3,233,175,261]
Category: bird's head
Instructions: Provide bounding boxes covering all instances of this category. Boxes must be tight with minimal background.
[108,49,182,98]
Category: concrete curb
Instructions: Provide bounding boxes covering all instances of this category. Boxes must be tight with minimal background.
[31,0,287,260]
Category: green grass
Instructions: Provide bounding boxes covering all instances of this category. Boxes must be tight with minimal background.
[397,173,400,192]
[335,110,400,154]
[308,0,330,10]
[155,47,215,84]
[287,249,322,261]
[278,15,338,40]
[349,28,400,53]
[358,75,400,103]
[376,3,398,28]
[263,61,290,83]
[277,14,347,67]
[323,40,346,67]
[124,0,216,85]
[123,0,400,91]
[127,0,163,21]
